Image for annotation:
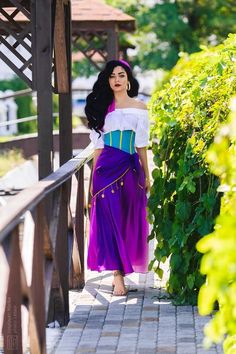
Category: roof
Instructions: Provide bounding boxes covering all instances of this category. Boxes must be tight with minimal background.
[73,0,133,22]
[0,0,135,32]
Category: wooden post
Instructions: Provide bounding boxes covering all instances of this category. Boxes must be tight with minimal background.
[47,187,69,326]
[34,0,54,179]
[54,1,71,323]
[56,183,70,324]
[107,27,119,61]
[59,90,73,165]
[75,167,85,286]
[29,208,46,354]
[3,228,23,354]
[54,0,73,166]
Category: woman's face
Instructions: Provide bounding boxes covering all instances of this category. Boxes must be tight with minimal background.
[108,66,128,93]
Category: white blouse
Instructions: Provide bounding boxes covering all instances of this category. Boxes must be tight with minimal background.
[89,108,150,149]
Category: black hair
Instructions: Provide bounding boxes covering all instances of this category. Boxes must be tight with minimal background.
[84,60,139,133]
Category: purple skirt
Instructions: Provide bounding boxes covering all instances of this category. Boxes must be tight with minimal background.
[87,145,149,275]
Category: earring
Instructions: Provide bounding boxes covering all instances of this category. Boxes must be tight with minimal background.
[127,82,131,91]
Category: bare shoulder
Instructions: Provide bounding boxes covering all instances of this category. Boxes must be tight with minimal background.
[136,100,147,110]
[130,99,147,110]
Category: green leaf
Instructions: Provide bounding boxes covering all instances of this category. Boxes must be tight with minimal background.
[154,267,164,279]
[170,254,182,270]
[217,62,225,76]
[187,274,195,290]
[175,201,191,221]
[148,259,156,271]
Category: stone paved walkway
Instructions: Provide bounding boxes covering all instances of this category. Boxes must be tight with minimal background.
[52,264,223,354]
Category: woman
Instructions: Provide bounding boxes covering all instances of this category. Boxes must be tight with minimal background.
[85,60,150,296]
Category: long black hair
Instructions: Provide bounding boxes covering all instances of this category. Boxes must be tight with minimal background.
[84,60,139,133]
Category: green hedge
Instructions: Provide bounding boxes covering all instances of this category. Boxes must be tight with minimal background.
[0,78,61,134]
[0,78,36,134]
[197,98,236,353]
[148,34,236,304]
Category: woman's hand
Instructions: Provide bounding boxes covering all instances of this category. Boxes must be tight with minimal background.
[145,177,151,194]
[90,148,103,197]
[90,184,93,196]
[136,147,151,195]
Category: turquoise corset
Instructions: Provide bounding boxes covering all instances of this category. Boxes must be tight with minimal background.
[104,130,135,154]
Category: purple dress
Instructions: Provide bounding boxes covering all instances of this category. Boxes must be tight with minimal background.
[87,104,149,275]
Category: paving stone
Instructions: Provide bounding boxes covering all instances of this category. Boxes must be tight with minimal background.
[137,350,157,354]
[97,339,118,347]
[157,346,176,352]
[177,345,196,353]
[102,325,121,332]
[101,331,120,337]
[96,346,116,354]
[105,318,123,323]
[76,347,96,353]
[177,337,196,344]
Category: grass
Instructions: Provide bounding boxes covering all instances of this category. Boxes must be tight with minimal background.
[0,149,25,177]
[0,136,14,143]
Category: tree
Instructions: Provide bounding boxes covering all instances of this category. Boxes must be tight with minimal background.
[106,0,236,70]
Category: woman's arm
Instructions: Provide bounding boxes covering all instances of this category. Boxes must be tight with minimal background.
[90,148,103,195]
[136,147,151,193]
[93,148,103,171]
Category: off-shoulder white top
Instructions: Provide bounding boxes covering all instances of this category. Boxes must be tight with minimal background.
[89,108,150,149]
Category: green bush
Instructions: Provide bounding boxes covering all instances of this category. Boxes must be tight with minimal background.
[0,77,36,134]
[0,78,62,134]
[148,34,236,304]
[197,98,236,353]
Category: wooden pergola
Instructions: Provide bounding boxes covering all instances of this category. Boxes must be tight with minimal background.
[0,0,135,179]
[71,0,135,69]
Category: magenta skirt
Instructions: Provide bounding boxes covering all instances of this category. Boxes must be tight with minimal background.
[87,145,148,275]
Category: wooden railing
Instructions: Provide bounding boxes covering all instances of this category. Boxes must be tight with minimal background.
[0,145,93,354]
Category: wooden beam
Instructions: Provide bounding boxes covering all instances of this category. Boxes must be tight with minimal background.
[56,183,69,324]
[2,228,23,354]
[107,27,119,61]
[54,0,69,93]
[59,92,73,165]
[29,209,46,354]
[75,167,85,286]
[34,0,54,179]
[72,21,135,32]
[58,0,72,165]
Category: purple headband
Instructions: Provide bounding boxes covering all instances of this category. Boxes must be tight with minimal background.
[119,59,131,69]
